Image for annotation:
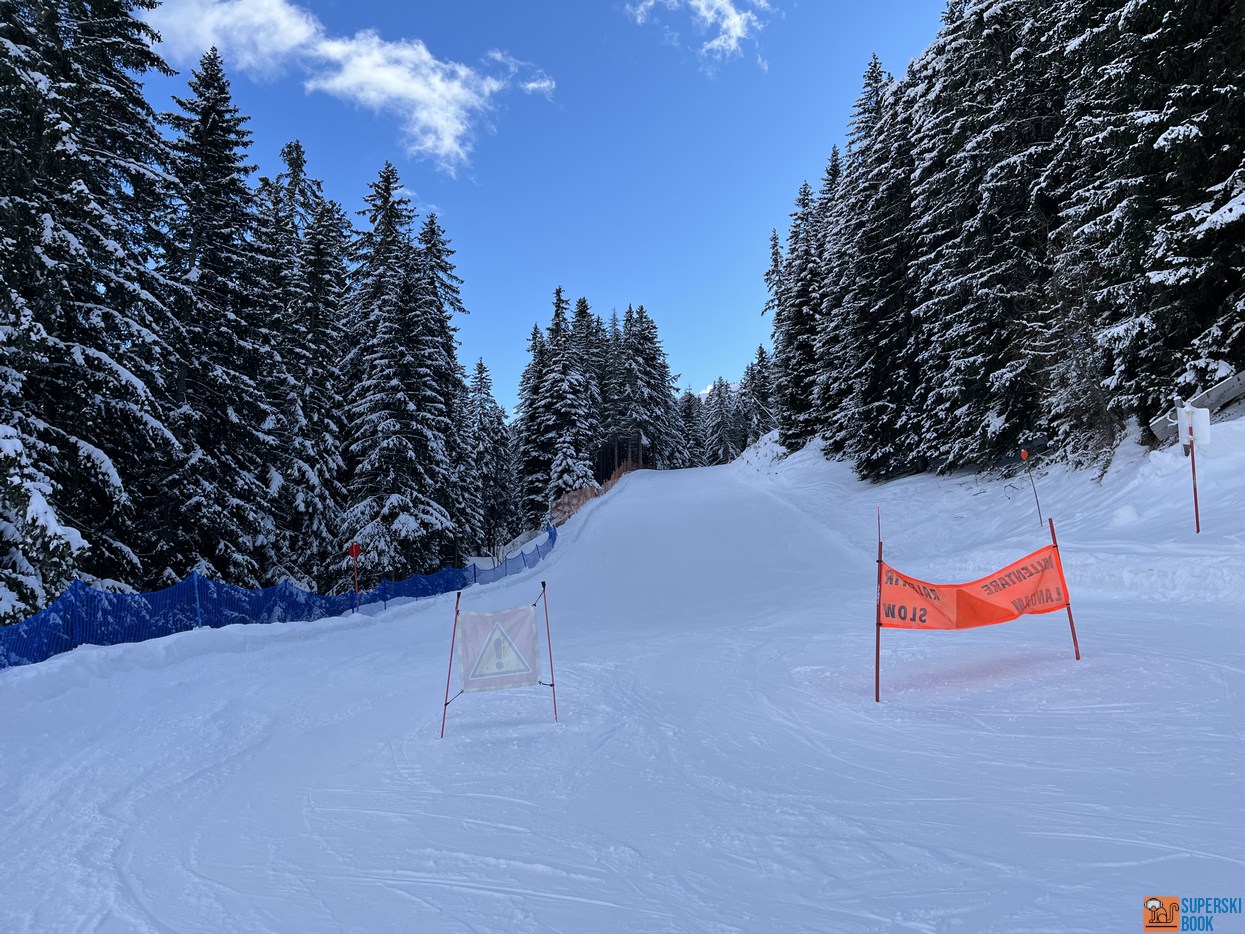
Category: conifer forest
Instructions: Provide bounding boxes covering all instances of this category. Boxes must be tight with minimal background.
[2,0,1242,623]
[766,0,1243,479]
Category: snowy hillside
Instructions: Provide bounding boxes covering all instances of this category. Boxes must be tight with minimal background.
[2,423,1243,934]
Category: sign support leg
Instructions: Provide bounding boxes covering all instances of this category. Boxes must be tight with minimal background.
[541,581,558,722]
[440,592,461,738]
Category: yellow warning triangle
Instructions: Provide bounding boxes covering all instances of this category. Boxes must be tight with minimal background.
[469,623,534,681]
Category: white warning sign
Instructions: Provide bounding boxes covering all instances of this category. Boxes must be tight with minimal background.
[458,606,540,693]
[1178,404,1212,446]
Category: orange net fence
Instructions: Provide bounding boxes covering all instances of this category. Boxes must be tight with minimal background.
[549,461,647,527]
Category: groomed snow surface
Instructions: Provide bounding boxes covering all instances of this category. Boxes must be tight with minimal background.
[3,424,1243,933]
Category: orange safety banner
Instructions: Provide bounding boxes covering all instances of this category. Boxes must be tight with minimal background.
[879,545,1070,630]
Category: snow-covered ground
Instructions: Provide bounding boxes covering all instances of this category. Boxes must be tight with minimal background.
[2,423,1243,933]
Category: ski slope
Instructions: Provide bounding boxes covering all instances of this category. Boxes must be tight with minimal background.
[2,424,1243,933]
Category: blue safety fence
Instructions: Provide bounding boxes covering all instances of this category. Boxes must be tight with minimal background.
[0,525,557,672]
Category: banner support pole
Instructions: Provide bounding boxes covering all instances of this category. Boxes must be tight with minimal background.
[1189,422,1201,534]
[875,508,883,703]
[440,592,461,738]
[1048,519,1081,661]
[541,581,558,722]
[1021,449,1044,526]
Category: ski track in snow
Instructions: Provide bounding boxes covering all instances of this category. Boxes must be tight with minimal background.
[2,427,1244,933]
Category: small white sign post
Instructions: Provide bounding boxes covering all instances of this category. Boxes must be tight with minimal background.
[1177,403,1211,533]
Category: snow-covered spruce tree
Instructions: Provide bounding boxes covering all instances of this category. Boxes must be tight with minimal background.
[806,146,846,448]
[514,322,554,529]
[247,175,299,579]
[677,388,707,467]
[904,4,988,468]
[810,55,913,473]
[769,182,821,452]
[340,163,452,586]
[1126,0,1245,413]
[1038,0,1245,448]
[1016,0,1244,458]
[569,296,607,477]
[0,426,80,625]
[1188,155,1245,379]
[620,304,682,468]
[1,0,179,598]
[413,212,472,567]
[253,143,350,589]
[839,61,925,480]
[813,146,843,252]
[548,439,598,506]
[542,289,600,502]
[465,359,517,561]
[598,310,630,475]
[737,345,776,447]
[902,1,1064,470]
[454,375,484,559]
[1017,0,1127,464]
[0,3,78,618]
[808,182,852,453]
[157,47,277,587]
[288,195,354,589]
[702,378,743,466]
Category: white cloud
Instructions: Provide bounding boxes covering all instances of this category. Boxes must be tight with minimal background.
[486,50,557,100]
[692,0,769,58]
[146,0,320,75]
[520,77,557,98]
[145,0,553,173]
[628,0,771,61]
[309,31,507,171]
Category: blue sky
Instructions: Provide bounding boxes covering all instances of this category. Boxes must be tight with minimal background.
[142,0,945,413]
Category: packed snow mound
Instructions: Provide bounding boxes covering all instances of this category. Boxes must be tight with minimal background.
[1,422,1242,933]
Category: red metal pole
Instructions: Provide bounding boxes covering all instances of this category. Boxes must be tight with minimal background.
[1189,424,1201,534]
[875,508,883,703]
[541,581,558,722]
[1048,519,1081,661]
[440,592,461,738]
[352,555,359,612]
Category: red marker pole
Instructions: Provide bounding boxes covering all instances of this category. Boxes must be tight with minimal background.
[875,508,883,703]
[347,541,362,611]
[1189,423,1201,534]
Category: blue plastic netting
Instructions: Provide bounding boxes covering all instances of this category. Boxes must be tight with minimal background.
[0,525,557,671]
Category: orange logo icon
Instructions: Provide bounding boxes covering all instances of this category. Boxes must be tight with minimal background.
[1144,897,1180,931]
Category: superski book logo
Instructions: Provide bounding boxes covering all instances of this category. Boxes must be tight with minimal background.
[1144,896,1243,932]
